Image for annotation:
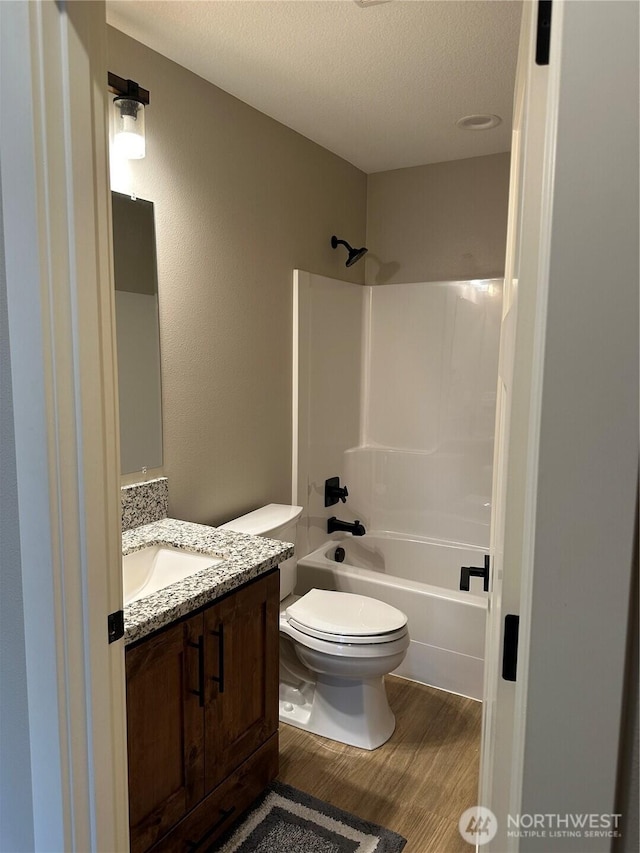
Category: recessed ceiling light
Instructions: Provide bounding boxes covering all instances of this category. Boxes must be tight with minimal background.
[456,114,502,131]
[354,0,392,7]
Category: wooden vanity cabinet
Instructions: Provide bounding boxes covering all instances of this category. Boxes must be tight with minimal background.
[126,570,279,853]
[203,570,279,793]
[126,612,204,853]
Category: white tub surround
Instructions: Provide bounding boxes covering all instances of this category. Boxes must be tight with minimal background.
[296,533,487,700]
[343,445,493,549]
[356,279,500,546]
[123,517,293,645]
[121,476,168,531]
[293,271,366,558]
[293,273,502,554]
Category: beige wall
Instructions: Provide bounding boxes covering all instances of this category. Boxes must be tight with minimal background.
[365,153,510,285]
[108,28,367,525]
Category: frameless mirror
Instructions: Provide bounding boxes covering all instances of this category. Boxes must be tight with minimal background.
[112,191,163,474]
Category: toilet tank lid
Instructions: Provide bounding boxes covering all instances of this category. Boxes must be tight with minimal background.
[218,503,303,536]
[286,589,407,636]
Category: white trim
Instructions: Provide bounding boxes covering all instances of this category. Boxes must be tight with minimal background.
[1,1,128,849]
[479,2,563,844]
[509,0,564,819]
[292,270,300,505]
[360,285,372,447]
[478,0,529,811]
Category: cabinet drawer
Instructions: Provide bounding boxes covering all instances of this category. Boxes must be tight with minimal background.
[149,733,279,853]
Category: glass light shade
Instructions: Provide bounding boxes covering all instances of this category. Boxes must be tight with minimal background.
[113,98,145,159]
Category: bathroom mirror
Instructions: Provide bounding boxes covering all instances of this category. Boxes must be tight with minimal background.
[112,191,163,474]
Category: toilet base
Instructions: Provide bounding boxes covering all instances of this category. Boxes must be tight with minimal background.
[279,673,396,750]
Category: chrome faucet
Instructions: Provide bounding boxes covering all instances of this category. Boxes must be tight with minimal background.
[327,516,366,536]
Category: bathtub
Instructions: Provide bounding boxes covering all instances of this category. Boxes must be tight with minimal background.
[295,532,488,700]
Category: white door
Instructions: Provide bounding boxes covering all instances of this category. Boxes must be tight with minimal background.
[1,2,129,849]
[478,2,555,848]
[478,1,638,850]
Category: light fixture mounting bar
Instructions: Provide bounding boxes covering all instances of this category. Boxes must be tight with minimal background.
[108,72,149,105]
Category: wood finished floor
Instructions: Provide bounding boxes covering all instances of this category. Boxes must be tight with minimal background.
[278,675,482,853]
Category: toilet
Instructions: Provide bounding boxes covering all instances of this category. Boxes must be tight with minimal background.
[219,504,409,750]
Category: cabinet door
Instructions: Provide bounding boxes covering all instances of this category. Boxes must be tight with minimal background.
[126,613,205,853]
[203,571,279,793]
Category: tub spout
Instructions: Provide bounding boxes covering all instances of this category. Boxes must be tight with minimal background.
[327,517,366,536]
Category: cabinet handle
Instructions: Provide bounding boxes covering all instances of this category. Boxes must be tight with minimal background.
[185,805,235,851]
[187,635,205,707]
[210,624,225,694]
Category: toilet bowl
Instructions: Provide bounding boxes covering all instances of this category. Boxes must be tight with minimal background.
[280,588,409,749]
[219,505,409,750]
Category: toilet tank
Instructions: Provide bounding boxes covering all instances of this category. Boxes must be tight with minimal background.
[218,504,303,600]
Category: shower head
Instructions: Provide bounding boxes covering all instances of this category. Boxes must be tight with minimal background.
[331,235,368,267]
[346,245,368,267]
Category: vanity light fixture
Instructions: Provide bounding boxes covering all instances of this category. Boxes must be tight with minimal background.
[108,72,149,160]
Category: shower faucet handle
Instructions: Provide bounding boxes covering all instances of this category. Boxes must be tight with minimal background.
[324,477,349,507]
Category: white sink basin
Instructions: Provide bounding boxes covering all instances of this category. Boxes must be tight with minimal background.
[123,545,224,605]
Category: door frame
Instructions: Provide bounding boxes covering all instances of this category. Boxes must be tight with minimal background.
[479,2,638,849]
[479,0,560,839]
[1,1,128,849]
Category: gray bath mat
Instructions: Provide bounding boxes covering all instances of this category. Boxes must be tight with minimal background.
[211,781,407,852]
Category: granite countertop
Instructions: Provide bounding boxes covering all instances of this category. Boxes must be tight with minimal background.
[123,518,293,645]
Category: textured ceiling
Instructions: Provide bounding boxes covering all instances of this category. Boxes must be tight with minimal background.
[106,0,522,174]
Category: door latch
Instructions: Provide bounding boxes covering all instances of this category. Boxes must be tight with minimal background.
[108,609,124,643]
[502,614,520,681]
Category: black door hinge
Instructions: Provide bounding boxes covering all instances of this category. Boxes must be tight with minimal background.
[108,609,124,644]
[536,1,552,65]
[502,614,520,681]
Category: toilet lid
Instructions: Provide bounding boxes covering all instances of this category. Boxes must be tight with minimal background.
[285,589,407,640]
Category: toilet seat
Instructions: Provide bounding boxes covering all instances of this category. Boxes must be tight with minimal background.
[286,589,407,635]
[286,617,408,645]
[285,588,407,642]
[280,615,409,659]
